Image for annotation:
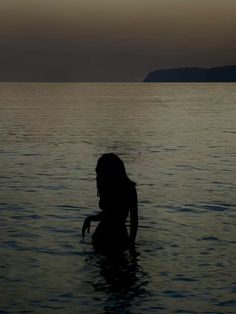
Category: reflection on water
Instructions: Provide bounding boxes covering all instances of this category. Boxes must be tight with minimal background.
[0,83,236,313]
[85,249,148,314]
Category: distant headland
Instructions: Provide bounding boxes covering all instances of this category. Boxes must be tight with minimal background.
[143,65,236,82]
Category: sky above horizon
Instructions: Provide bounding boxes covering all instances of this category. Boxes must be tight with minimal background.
[0,0,236,81]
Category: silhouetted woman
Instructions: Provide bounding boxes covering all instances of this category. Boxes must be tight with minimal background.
[82,153,138,252]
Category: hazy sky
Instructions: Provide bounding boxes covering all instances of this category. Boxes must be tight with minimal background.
[0,0,236,81]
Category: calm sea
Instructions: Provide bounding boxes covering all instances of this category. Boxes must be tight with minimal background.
[0,83,236,313]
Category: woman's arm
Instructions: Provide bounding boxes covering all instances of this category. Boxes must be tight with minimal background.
[130,188,138,246]
[82,212,104,239]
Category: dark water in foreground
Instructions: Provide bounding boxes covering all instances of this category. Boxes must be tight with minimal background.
[0,83,236,313]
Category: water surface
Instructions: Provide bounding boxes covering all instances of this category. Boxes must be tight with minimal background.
[0,83,236,313]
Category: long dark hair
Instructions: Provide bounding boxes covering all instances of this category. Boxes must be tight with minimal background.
[96,153,135,197]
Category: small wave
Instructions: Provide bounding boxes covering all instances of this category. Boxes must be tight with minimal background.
[36,172,54,177]
[44,226,77,234]
[22,153,41,156]
[216,300,236,307]
[176,207,196,213]
[10,214,42,221]
[201,236,219,241]
[223,130,236,134]
[0,202,9,206]
[162,290,192,298]
[58,293,74,299]
[173,276,197,282]
[139,199,152,204]
[0,150,16,154]
[161,204,205,214]
[0,203,31,213]
[196,201,234,212]
[2,240,23,250]
[204,204,230,212]
[57,205,80,211]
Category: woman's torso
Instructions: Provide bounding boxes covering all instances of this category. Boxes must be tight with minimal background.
[93,182,136,250]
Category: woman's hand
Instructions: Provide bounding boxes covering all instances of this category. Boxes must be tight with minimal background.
[82,217,91,239]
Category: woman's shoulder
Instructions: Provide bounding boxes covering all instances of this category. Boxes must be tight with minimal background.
[124,180,137,200]
[127,180,136,191]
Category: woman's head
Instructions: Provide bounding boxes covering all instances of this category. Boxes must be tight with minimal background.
[96,153,134,195]
[96,153,127,179]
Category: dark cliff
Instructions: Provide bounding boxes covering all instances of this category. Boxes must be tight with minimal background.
[143,65,236,82]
